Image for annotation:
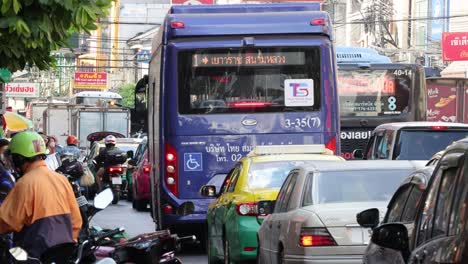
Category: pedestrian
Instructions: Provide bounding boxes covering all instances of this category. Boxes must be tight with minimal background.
[0,139,14,204]
[46,135,58,154]
[0,131,82,258]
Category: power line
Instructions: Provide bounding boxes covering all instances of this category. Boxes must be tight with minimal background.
[335,13,468,25]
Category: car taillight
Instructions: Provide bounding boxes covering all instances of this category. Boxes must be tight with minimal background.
[311,18,326,25]
[164,142,179,197]
[143,165,151,173]
[431,126,447,130]
[107,167,124,173]
[171,21,185,28]
[299,227,337,247]
[325,136,337,154]
[235,202,258,216]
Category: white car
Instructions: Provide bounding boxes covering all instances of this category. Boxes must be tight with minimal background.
[257,160,425,264]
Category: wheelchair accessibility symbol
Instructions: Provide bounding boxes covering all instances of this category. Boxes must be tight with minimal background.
[184,153,203,171]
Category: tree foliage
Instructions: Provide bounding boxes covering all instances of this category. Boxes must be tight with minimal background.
[119,83,135,108]
[0,0,113,71]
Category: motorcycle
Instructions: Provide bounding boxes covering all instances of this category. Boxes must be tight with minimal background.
[95,150,127,205]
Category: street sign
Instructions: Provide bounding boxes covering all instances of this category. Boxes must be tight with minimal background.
[137,50,151,63]
[0,69,11,83]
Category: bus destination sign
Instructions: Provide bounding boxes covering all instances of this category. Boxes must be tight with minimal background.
[192,52,305,67]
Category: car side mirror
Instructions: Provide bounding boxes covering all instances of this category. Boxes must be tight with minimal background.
[9,247,28,261]
[353,149,364,159]
[200,185,217,197]
[371,223,409,251]
[127,150,134,160]
[357,208,380,229]
[257,200,275,216]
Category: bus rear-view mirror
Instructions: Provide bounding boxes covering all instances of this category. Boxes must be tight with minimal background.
[200,185,217,197]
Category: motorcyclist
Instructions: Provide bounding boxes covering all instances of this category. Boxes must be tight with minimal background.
[59,135,82,161]
[0,131,82,259]
[94,135,121,190]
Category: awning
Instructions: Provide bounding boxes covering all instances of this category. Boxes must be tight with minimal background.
[441,61,468,78]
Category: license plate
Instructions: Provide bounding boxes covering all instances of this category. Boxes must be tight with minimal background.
[112,177,122,185]
[76,196,88,207]
[346,227,364,244]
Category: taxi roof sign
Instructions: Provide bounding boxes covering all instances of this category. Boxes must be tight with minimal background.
[248,144,332,156]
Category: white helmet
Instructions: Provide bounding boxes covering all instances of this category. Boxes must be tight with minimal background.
[105,135,117,145]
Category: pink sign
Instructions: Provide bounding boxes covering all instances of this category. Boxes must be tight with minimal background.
[426,83,458,122]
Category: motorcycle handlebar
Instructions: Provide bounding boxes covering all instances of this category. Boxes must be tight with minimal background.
[94,227,125,243]
[176,235,196,244]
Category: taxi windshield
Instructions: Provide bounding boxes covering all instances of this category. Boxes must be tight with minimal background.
[247,160,307,189]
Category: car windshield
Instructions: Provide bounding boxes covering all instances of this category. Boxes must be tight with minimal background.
[248,160,308,189]
[306,169,412,205]
[394,130,468,160]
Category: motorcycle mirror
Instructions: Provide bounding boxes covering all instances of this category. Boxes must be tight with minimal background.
[94,188,114,209]
[9,247,28,261]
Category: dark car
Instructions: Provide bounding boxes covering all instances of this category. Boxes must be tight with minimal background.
[359,137,468,264]
[359,122,468,160]
[357,166,435,263]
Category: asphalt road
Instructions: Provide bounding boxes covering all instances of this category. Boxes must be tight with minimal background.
[90,200,207,263]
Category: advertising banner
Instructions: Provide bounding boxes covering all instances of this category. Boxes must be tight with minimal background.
[426,82,458,122]
[5,83,39,98]
[74,72,107,90]
[442,32,468,61]
[430,0,444,41]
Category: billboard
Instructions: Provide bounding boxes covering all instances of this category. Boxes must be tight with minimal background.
[442,32,468,61]
[430,0,444,41]
[73,72,107,94]
[5,83,39,98]
[426,82,458,122]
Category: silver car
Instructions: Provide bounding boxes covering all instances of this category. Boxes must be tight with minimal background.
[257,160,426,264]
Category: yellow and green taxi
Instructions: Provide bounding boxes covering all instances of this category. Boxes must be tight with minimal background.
[200,145,345,264]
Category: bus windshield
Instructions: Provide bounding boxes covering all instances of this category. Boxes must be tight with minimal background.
[178,47,321,114]
[338,69,412,117]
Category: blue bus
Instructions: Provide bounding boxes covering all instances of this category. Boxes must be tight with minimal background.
[147,4,340,238]
[336,47,427,159]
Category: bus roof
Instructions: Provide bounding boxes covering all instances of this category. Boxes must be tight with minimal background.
[73,91,122,99]
[164,4,331,40]
[336,46,392,63]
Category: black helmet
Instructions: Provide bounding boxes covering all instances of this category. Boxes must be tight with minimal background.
[56,160,84,181]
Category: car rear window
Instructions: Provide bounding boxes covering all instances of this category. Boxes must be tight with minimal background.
[247,160,307,189]
[394,129,468,160]
[304,169,412,205]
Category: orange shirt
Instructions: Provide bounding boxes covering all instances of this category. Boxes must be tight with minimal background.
[0,160,82,257]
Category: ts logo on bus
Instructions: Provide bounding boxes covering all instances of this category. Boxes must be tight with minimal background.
[290,83,310,97]
[284,79,314,107]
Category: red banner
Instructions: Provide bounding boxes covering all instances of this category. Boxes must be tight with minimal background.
[442,32,468,61]
[171,0,213,4]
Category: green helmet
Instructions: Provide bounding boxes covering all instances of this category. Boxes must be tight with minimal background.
[10,131,47,158]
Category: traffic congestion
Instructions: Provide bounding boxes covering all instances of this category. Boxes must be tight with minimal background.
[0,1,468,264]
